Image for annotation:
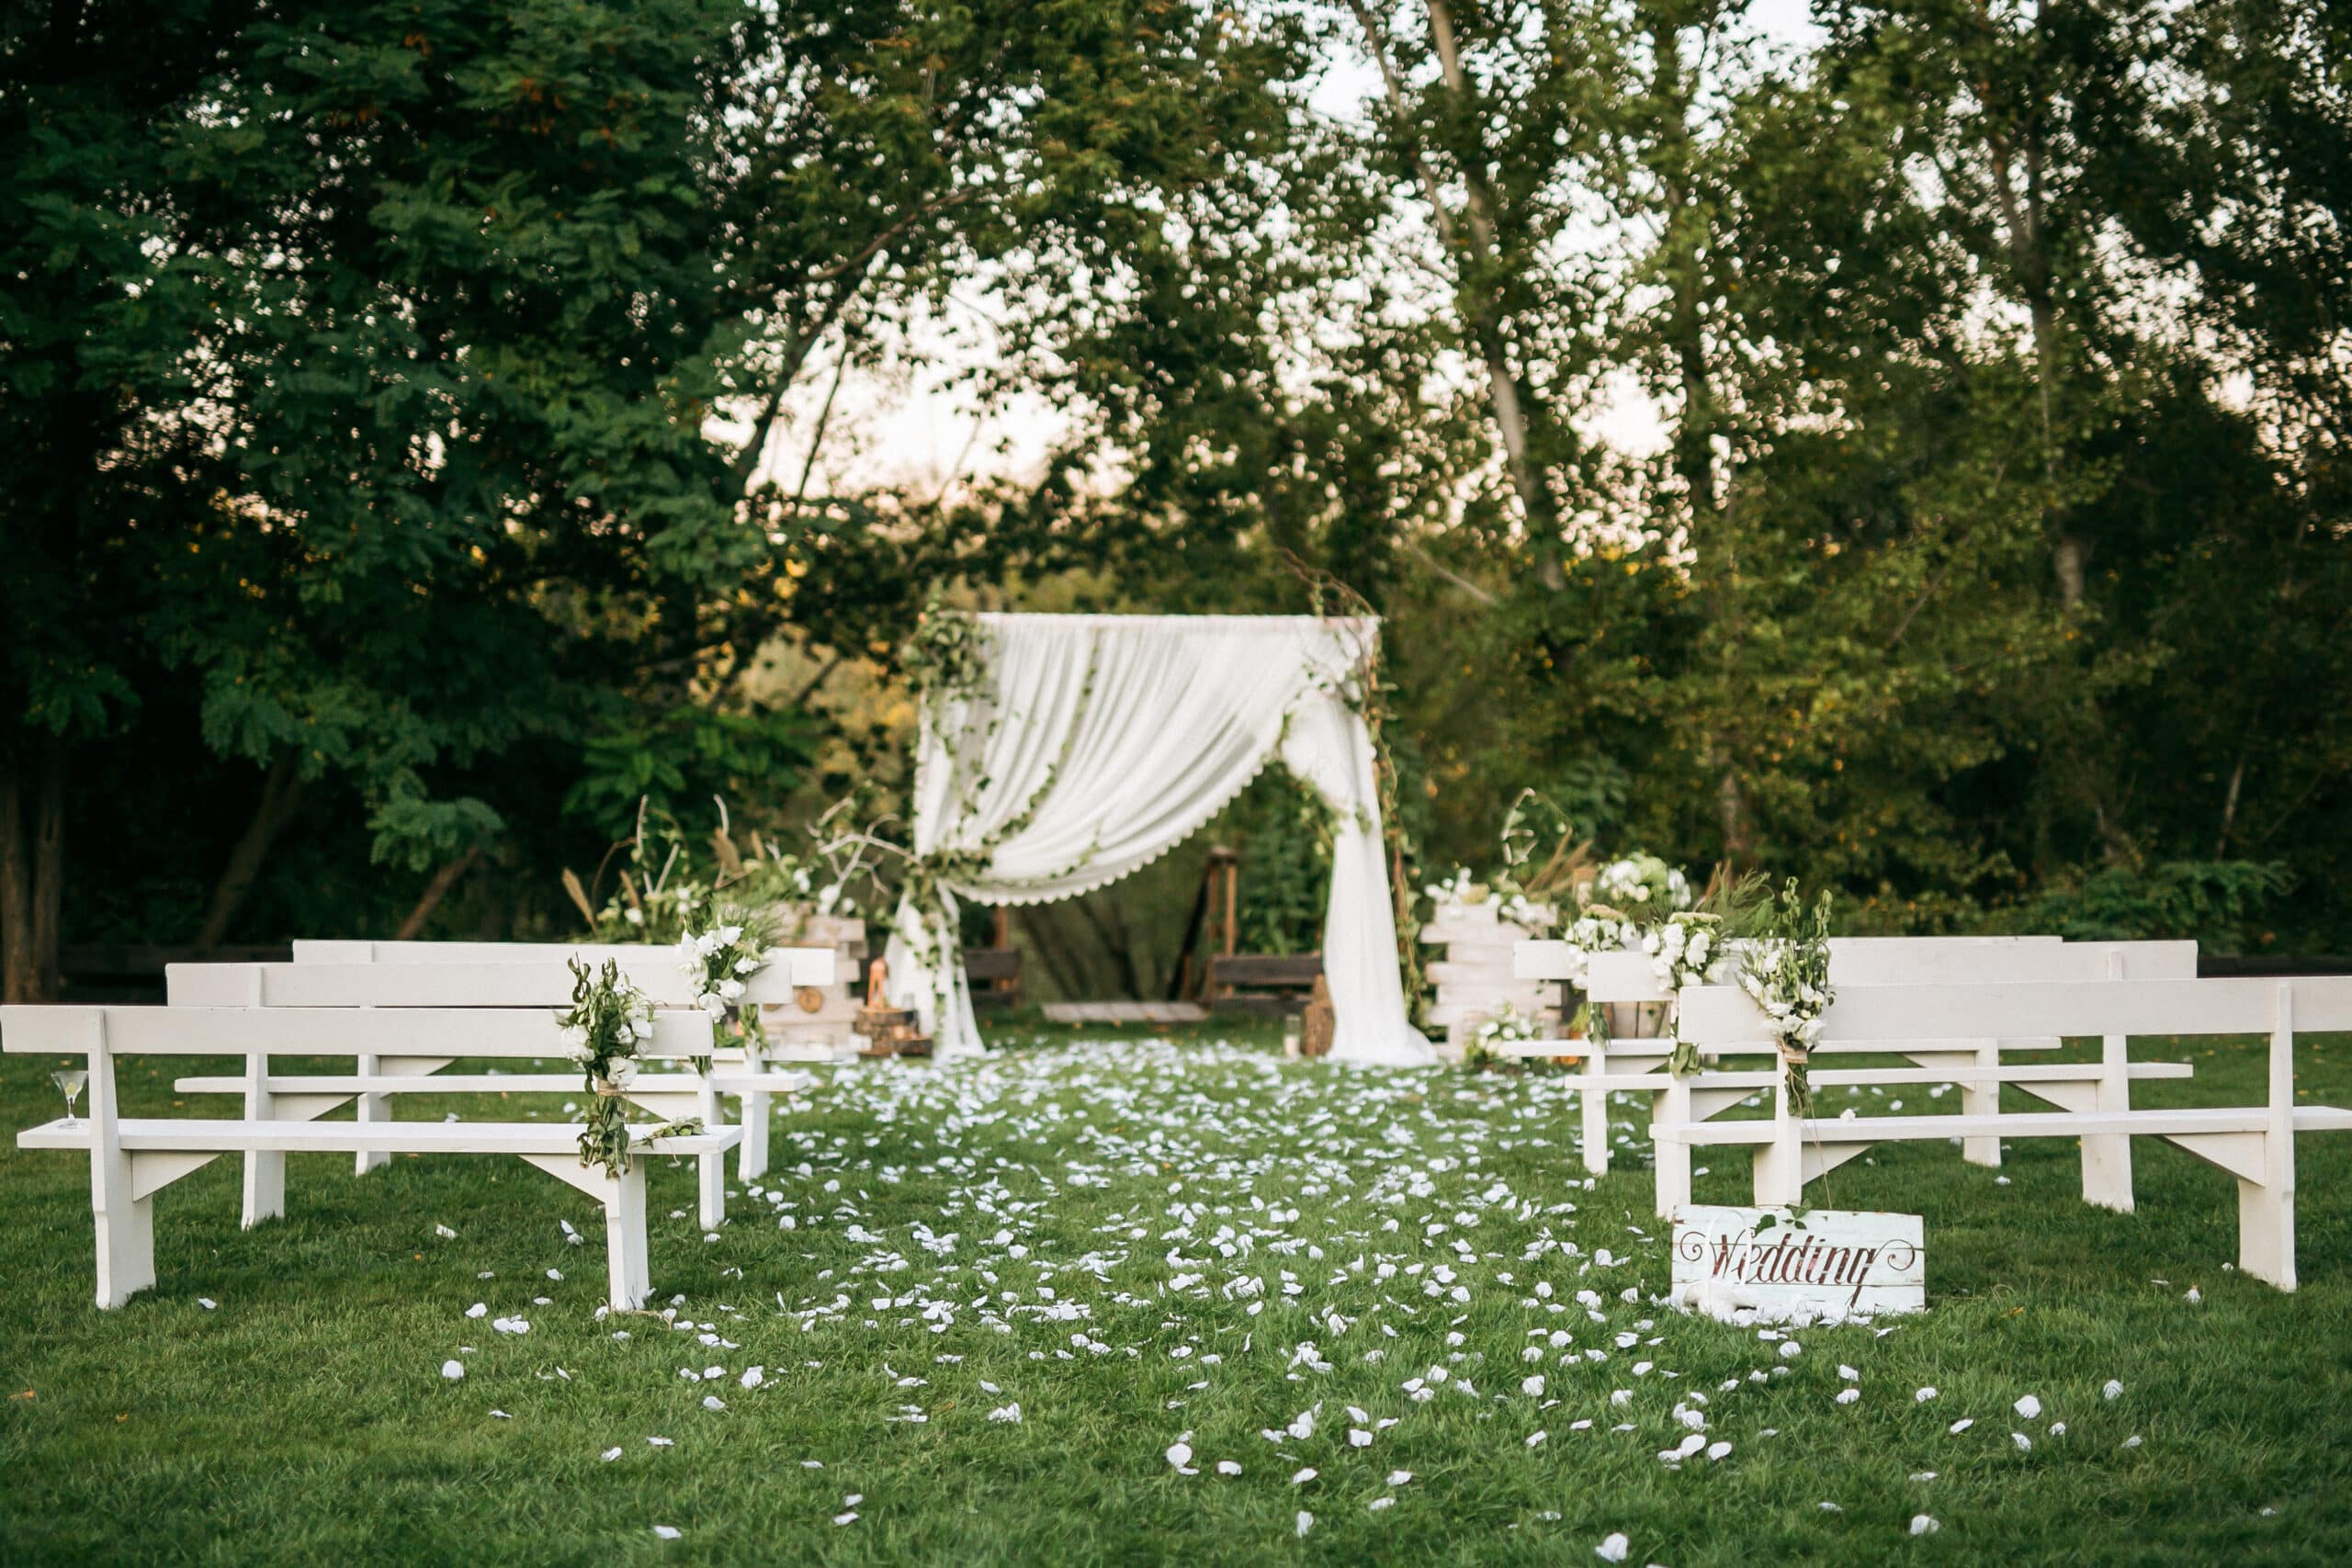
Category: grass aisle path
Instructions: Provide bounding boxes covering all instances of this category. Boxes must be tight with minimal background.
[5,1020,2352,1564]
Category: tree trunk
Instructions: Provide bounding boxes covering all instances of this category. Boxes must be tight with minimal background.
[1716,766,1753,864]
[0,757,33,1003]
[394,846,484,941]
[29,742,63,998]
[196,755,306,946]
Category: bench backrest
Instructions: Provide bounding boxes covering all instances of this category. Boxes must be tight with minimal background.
[289,939,835,987]
[168,958,800,1011]
[1677,974,2352,1050]
[1208,953,1324,988]
[1567,940,2197,1007]
[1,1003,717,1059]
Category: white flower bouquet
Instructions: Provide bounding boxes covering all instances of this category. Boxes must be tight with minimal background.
[1736,880,1836,1116]
[557,958,699,1176]
[676,905,783,1069]
[1645,910,1729,1075]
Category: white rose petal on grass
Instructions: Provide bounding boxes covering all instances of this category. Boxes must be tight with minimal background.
[1836,1389,1860,1405]
[1950,1418,1973,1434]
[1387,1470,1413,1486]
[440,1360,466,1382]
[1216,1461,1243,1476]
[2014,1394,2042,1420]
[1526,1430,1548,1448]
[1292,1467,1317,1485]
[740,1367,764,1390]
[648,1437,674,1448]
[703,1395,727,1412]
[1910,1515,1939,1537]
[1295,1510,1315,1539]
[651,1527,681,1541]
[832,1512,859,1527]
[2122,1435,2143,1450]
[1596,1531,1631,1562]
[2104,1379,2125,1400]
[1348,1428,1373,1449]
[1522,1374,1546,1397]
[198,1298,217,1311]
[1368,1496,1395,1511]
[1166,1442,1195,1472]
[435,1224,458,1239]
[602,1448,624,1462]
[1915,1386,1938,1403]
[989,1404,1023,1424]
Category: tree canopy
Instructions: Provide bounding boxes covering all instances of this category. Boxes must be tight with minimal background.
[4,0,2346,998]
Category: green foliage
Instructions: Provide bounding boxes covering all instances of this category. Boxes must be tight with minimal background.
[1223,766,1333,957]
[565,708,817,845]
[1998,862,2296,950]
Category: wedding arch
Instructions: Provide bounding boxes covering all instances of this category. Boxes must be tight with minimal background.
[881,613,1437,1066]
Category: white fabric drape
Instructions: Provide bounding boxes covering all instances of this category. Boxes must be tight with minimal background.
[883,614,1435,1066]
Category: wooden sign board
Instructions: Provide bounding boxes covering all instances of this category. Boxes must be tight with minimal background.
[1671,1205,1926,1317]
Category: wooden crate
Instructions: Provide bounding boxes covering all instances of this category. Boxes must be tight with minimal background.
[1419,898,1558,1060]
[760,910,866,1056]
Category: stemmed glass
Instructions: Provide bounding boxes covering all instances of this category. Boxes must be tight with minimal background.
[52,1067,86,1128]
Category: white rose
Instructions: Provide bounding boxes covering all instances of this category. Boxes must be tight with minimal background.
[733,956,757,974]
[702,994,727,1017]
[631,1018,655,1040]
[605,1057,639,1089]
[719,925,743,945]
[718,977,745,1001]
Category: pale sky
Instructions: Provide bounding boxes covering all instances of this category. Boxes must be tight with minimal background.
[756,0,1825,507]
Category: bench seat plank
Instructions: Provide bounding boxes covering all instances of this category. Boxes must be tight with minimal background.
[1656,1106,2352,1145]
[20,1117,739,1156]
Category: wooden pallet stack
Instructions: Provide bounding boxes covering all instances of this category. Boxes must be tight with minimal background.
[759,910,866,1059]
[1421,897,1559,1060]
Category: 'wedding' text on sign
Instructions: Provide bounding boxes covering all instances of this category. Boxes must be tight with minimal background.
[1671,1205,1926,1316]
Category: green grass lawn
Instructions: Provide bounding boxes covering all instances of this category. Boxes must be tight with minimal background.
[6,1016,2352,1565]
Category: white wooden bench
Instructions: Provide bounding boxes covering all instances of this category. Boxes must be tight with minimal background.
[1668,976,2352,1290]
[166,954,825,1229]
[1508,940,2199,1214]
[4,1002,733,1309]
[286,941,834,1182]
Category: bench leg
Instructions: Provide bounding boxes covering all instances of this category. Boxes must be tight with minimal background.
[1961,1043,2001,1168]
[740,1090,772,1182]
[91,1144,156,1310]
[697,1075,726,1230]
[241,1152,286,1230]
[2238,1172,2295,1292]
[2241,988,2300,1290]
[605,1167,652,1310]
[240,1050,286,1228]
[2080,1032,2134,1213]
[354,1052,391,1176]
[1652,1077,1690,1218]
[1580,1055,1611,1177]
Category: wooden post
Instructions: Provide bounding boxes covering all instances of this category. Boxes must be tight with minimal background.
[1221,853,1238,956]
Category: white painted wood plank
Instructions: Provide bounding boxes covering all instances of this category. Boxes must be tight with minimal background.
[18,1117,741,1156]
[168,959,813,1010]
[3,1005,713,1058]
[292,940,837,987]
[1679,976,2352,1044]
[1672,1205,1925,1316]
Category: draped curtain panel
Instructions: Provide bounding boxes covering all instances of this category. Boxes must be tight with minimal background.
[883,614,1435,1066]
